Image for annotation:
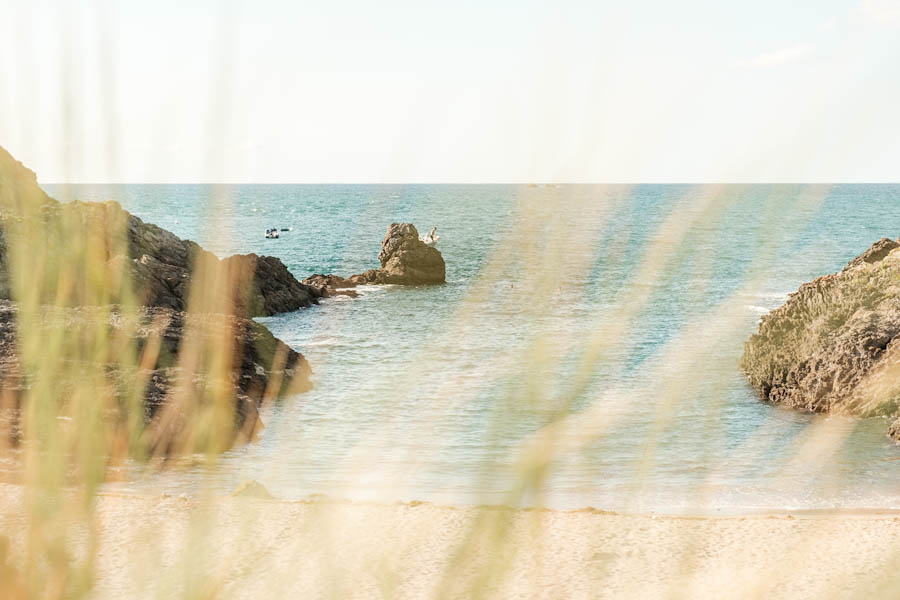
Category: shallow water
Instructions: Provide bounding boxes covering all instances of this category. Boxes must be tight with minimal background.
[46,183,900,513]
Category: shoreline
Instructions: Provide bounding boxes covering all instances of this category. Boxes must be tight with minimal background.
[129,493,900,519]
[15,481,900,519]
[5,483,900,598]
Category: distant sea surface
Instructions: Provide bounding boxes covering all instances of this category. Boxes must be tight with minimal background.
[44,183,900,513]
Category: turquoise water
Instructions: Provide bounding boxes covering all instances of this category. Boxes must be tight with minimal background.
[46,184,900,513]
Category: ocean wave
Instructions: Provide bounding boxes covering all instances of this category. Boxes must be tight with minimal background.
[302,338,342,348]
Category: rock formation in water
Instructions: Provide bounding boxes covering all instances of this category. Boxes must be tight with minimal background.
[299,274,358,298]
[0,147,319,317]
[0,144,312,453]
[740,237,900,439]
[62,201,319,316]
[302,223,445,296]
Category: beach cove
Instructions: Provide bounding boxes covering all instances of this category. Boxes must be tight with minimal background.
[43,182,900,513]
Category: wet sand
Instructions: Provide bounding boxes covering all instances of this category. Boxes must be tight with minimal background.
[2,484,900,599]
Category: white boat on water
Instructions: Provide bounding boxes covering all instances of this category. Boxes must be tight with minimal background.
[420,226,439,247]
[265,228,280,239]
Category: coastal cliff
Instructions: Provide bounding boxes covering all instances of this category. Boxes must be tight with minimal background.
[0,146,319,316]
[740,238,900,439]
[0,145,312,454]
[125,207,320,315]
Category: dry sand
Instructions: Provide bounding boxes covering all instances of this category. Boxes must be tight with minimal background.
[3,484,900,599]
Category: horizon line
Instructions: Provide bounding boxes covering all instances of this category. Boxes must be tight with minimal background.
[39,181,900,186]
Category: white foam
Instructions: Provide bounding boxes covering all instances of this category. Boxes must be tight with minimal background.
[303,338,341,348]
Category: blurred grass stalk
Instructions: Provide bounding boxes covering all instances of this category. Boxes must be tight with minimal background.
[0,154,255,597]
[0,5,875,598]
[0,173,858,599]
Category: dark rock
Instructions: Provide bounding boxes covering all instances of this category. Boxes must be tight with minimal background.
[0,144,314,454]
[0,149,317,318]
[740,238,900,439]
[222,253,319,315]
[0,299,310,454]
[300,274,360,298]
[122,207,319,316]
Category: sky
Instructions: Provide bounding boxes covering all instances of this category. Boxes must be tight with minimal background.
[0,0,898,183]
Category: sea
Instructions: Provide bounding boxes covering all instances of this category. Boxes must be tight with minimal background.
[44,183,900,514]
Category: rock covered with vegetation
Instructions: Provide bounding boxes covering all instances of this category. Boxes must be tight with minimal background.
[740,237,900,439]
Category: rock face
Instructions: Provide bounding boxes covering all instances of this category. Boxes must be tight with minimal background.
[0,300,310,453]
[111,203,318,316]
[221,252,320,316]
[300,274,360,298]
[302,223,445,296]
[0,145,317,317]
[0,144,314,454]
[740,238,900,439]
[368,223,445,284]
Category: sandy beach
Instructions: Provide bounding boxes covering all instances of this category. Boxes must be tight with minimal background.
[2,484,900,599]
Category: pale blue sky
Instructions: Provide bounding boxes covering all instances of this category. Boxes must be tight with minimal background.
[0,0,898,182]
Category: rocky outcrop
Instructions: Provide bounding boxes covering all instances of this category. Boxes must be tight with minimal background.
[366,223,445,284]
[221,252,320,315]
[0,144,314,454]
[843,238,900,271]
[300,274,360,298]
[89,201,318,316]
[0,300,310,453]
[0,146,317,317]
[302,223,445,296]
[740,238,900,439]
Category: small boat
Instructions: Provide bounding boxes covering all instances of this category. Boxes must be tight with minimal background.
[265,228,280,239]
[280,227,293,232]
[419,226,439,247]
